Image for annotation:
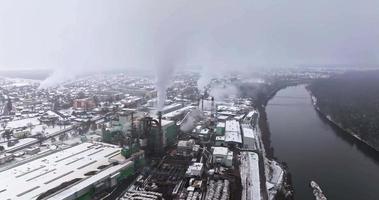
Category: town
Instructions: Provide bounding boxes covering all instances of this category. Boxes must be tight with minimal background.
[0,70,329,200]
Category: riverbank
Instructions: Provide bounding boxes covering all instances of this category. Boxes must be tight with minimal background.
[307,87,379,153]
[261,84,379,200]
[256,84,296,200]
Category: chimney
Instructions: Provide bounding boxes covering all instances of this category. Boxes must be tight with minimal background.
[201,95,204,111]
[158,111,163,153]
[211,96,215,117]
[158,111,162,128]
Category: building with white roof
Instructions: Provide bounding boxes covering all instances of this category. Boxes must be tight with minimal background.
[242,127,257,150]
[225,120,242,145]
[215,136,226,147]
[186,162,204,177]
[162,106,195,121]
[0,142,141,200]
[212,147,233,167]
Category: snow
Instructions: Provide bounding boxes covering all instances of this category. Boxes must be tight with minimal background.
[240,152,261,200]
[212,146,228,156]
[6,117,40,129]
[225,120,242,143]
[0,142,127,200]
[243,127,255,139]
[225,131,242,144]
[266,159,284,200]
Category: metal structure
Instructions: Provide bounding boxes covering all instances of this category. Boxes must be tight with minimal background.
[140,111,163,156]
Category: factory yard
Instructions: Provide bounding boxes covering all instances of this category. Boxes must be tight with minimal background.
[0,72,294,200]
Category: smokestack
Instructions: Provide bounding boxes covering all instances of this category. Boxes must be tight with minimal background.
[157,111,163,154]
[211,96,215,117]
[201,95,204,111]
[158,111,162,128]
[130,111,135,138]
[181,92,184,107]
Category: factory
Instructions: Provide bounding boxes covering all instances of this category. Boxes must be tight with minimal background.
[0,73,286,200]
[0,142,143,200]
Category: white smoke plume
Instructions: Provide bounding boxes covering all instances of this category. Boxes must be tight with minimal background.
[39,69,74,89]
[1,0,379,88]
[179,108,204,133]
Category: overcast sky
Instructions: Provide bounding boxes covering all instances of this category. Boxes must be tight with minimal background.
[1,0,379,75]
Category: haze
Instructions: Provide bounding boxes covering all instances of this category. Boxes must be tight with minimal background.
[0,0,379,86]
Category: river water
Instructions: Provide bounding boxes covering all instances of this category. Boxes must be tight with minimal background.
[266,85,379,200]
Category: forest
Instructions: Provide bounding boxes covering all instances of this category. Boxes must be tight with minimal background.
[308,70,379,151]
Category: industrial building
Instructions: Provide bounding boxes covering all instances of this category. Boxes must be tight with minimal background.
[225,120,242,145]
[215,122,226,136]
[215,136,227,147]
[0,142,142,200]
[242,127,257,150]
[160,103,183,114]
[185,162,204,177]
[177,139,196,157]
[162,106,195,121]
[145,119,177,150]
[212,146,233,167]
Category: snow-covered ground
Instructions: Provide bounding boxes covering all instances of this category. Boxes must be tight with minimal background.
[240,152,261,200]
[266,159,284,200]
[6,117,40,129]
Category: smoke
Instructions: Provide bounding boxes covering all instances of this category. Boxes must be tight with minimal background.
[1,0,379,89]
[155,67,172,110]
[39,68,74,89]
[179,108,204,133]
[209,85,240,101]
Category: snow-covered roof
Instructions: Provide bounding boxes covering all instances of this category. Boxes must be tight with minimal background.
[216,122,225,128]
[215,136,225,141]
[225,130,242,144]
[0,142,128,200]
[246,110,258,118]
[160,119,175,127]
[163,106,195,119]
[225,120,240,132]
[217,115,229,120]
[7,117,40,129]
[212,146,228,156]
[243,128,255,139]
[225,120,242,143]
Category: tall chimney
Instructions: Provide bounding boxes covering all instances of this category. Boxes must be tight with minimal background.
[201,95,204,111]
[211,96,215,117]
[158,111,163,154]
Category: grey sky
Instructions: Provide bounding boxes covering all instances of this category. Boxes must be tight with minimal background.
[0,0,378,75]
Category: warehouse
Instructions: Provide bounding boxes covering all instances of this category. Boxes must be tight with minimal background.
[212,147,233,167]
[0,142,139,200]
[225,120,242,145]
[162,106,195,121]
[242,127,257,150]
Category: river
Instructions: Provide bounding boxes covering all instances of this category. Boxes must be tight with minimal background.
[266,85,379,200]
